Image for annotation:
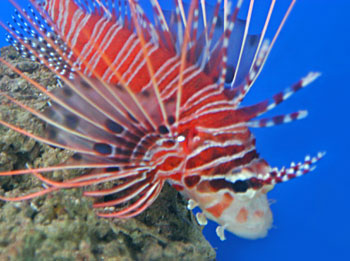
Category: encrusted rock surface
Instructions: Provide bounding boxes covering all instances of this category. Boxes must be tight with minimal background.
[0,46,216,261]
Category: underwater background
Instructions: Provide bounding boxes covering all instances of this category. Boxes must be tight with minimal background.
[0,0,348,260]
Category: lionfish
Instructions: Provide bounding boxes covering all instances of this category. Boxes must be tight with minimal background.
[0,0,324,240]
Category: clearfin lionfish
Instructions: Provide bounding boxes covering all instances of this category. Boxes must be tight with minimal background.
[0,0,324,240]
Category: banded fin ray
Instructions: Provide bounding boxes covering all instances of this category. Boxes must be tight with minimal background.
[9,0,164,131]
[178,71,319,132]
[158,0,267,88]
[0,56,147,159]
[39,0,169,129]
[4,1,163,134]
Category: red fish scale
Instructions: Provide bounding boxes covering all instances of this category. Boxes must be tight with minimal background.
[186,144,247,169]
[209,150,259,175]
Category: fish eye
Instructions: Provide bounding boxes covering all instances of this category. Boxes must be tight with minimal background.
[230,180,249,193]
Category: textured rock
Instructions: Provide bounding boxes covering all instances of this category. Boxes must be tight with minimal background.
[0,46,216,261]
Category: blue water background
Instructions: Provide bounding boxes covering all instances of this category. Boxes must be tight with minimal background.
[0,1,348,260]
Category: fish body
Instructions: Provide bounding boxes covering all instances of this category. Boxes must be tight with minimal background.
[0,0,324,240]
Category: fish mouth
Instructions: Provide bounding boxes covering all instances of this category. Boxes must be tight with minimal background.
[215,193,273,240]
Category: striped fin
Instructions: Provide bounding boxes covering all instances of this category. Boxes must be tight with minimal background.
[0,55,165,217]
[247,110,308,128]
[40,0,178,129]
[0,55,146,159]
[225,0,297,103]
[0,1,171,214]
[164,0,271,88]
[251,152,326,186]
[179,71,320,131]
[6,1,165,130]
[7,0,292,122]
[94,180,164,218]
